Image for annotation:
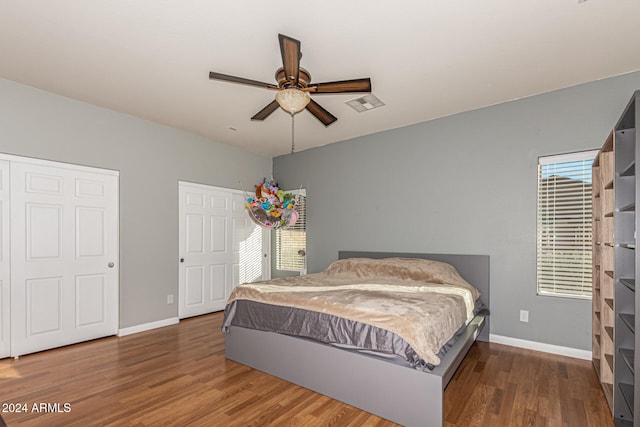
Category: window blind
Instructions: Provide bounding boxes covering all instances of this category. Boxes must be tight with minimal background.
[276,191,306,271]
[536,150,598,298]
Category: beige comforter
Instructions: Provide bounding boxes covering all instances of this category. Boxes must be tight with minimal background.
[226,257,481,366]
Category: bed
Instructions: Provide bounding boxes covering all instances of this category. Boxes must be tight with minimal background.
[223,251,490,427]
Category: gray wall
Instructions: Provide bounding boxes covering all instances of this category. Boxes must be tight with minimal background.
[274,71,640,351]
[0,78,271,328]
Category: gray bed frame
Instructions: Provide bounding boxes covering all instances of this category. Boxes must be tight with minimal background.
[225,251,490,427]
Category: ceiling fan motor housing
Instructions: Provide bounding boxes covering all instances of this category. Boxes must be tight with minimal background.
[276,67,311,89]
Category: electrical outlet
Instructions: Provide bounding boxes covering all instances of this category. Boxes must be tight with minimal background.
[167,294,174,304]
[520,310,529,322]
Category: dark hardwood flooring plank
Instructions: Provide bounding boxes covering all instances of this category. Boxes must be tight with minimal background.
[0,312,613,427]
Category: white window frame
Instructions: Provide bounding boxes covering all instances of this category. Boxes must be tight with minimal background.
[275,188,306,272]
[536,149,599,299]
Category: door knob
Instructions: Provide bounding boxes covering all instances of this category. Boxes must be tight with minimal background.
[108,262,115,268]
[180,258,185,263]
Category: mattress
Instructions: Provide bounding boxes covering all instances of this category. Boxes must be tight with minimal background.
[222,257,484,369]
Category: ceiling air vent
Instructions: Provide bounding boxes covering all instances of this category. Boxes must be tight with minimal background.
[346,94,385,113]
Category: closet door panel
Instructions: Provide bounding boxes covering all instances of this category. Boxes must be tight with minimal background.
[26,277,62,335]
[10,161,118,357]
[0,160,10,358]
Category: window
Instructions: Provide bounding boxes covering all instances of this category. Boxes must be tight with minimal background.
[276,190,306,272]
[536,150,598,298]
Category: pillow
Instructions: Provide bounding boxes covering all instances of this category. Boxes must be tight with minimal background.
[324,257,481,300]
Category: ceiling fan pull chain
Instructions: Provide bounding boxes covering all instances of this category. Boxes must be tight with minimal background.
[291,113,295,154]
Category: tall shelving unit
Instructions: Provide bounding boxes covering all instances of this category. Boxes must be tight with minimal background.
[593,90,639,426]
[593,132,616,410]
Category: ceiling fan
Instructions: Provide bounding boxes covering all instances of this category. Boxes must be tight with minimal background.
[209,34,372,126]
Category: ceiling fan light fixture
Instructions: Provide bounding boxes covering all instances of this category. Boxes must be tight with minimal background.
[276,88,310,115]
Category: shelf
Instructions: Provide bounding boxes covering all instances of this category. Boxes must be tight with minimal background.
[616,105,636,129]
[606,353,615,370]
[620,161,635,177]
[605,298,615,310]
[605,326,615,341]
[620,243,636,250]
[620,313,635,334]
[615,418,633,427]
[620,382,635,416]
[620,202,636,212]
[620,347,635,374]
[621,278,636,292]
[604,382,614,409]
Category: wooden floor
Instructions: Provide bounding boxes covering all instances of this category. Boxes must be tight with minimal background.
[0,312,613,427]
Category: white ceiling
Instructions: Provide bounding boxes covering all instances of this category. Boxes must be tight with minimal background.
[1,1,639,157]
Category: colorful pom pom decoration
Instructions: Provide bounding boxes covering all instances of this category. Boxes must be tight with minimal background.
[245,178,300,229]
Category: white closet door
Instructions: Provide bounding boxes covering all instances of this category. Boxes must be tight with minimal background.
[178,182,269,319]
[10,161,118,357]
[0,160,10,358]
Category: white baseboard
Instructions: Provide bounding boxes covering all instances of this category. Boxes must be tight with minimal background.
[115,321,591,360]
[117,317,179,337]
[490,334,592,361]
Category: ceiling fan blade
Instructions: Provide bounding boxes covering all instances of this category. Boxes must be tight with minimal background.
[308,78,371,94]
[251,100,280,121]
[278,34,301,86]
[209,72,277,90]
[306,99,337,126]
